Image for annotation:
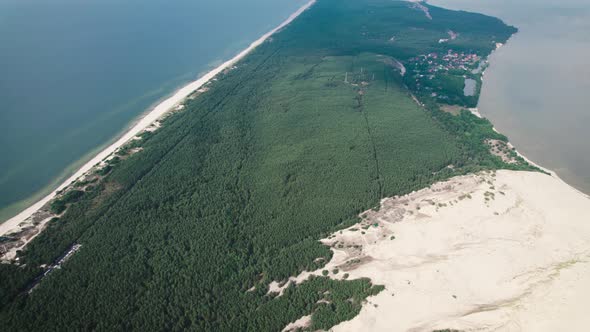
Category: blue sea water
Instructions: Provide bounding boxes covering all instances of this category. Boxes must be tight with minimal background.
[0,0,307,220]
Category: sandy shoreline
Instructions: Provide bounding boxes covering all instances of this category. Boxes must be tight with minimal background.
[0,0,316,236]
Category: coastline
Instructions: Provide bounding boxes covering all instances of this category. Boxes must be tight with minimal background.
[431,0,590,197]
[1,1,589,329]
[325,9,590,331]
[271,30,590,331]
[273,7,590,330]
[0,0,316,235]
[471,39,590,199]
[0,66,225,223]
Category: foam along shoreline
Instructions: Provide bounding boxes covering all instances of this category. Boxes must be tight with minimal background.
[0,0,316,236]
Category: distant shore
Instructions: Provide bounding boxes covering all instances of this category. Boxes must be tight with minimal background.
[0,0,316,235]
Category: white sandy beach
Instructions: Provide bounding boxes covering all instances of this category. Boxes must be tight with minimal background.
[0,0,316,236]
[306,170,590,332]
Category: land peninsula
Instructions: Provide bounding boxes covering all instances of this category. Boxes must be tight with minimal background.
[1,1,589,331]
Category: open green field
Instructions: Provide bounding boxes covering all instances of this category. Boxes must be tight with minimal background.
[0,1,526,330]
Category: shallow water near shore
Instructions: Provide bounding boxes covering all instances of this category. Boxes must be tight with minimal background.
[430,0,590,194]
[0,0,307,221]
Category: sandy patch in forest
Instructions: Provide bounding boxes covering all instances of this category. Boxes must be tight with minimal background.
[283,315,312,332]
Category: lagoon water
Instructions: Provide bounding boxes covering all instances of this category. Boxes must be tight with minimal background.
[0,0,307,220]
[463,78,476,97]
[430,0,590,194]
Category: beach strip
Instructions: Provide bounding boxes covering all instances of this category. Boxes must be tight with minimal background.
[0,0,316,235]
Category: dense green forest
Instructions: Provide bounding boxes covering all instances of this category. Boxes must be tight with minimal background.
[0,1,526,330]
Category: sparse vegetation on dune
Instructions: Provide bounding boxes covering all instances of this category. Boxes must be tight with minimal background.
[0,1,523,330]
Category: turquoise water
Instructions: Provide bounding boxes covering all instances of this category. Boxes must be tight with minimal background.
[431,0,590,194]
[0,0,307,220]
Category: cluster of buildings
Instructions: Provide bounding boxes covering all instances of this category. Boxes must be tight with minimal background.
[407,50,481,76]
[404,50,483,102]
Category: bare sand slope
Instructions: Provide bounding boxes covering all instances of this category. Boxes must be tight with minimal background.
[0,0,316,235]
[317,170,590,332]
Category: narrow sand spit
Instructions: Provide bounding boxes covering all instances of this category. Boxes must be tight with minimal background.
[313,170,590,332]
[0,0,316,235]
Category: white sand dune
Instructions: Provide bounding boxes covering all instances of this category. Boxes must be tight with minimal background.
[318,170,590,332]
[0,0,316,236]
